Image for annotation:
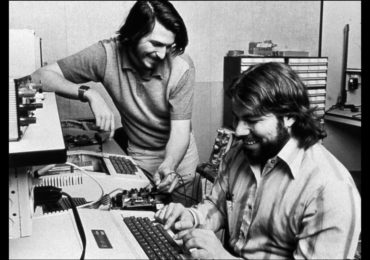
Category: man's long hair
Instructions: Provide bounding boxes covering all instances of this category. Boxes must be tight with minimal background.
[226,62,326,150]
[117,0,188,55]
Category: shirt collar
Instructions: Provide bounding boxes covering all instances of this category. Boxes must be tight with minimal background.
[120,46,165,80]
[276,137,304,179]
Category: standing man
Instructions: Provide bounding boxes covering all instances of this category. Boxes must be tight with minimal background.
[155,62,361,259]
[31,0,200,206]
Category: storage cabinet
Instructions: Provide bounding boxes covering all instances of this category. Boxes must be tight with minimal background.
[223,56,328,128]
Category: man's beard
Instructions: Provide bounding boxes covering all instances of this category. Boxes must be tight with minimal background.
[243,120,290,164]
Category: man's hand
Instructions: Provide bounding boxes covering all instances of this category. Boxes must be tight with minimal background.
[154,120,191,192]
[177,229,235,259]
[154,202,194,231]
[153,162,179,193]
[84,88,115,139]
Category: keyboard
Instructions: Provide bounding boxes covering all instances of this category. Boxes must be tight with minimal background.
[124,216,183,260]
[109,155,138,174]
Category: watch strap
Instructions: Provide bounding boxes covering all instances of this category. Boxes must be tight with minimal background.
[78,85,90,102]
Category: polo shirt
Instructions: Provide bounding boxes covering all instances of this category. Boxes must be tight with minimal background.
[191,138,361,259]
[58,37,195,149]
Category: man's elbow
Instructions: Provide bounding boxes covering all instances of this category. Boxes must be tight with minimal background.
[30,68,44,83]
[31,63,62,82]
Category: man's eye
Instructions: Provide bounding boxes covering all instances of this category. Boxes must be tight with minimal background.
[245,119,260,124]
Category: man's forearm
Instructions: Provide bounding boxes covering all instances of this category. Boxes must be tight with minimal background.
[31,63,80,99]
[163,130,189,171]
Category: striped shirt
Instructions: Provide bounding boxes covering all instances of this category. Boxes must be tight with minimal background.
[191,137,361,259]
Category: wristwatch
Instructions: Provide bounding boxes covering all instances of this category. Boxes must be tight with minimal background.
[78,85,90,102]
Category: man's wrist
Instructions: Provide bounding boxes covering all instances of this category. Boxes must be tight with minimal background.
[78,85,90,102]
[187,208,199,227]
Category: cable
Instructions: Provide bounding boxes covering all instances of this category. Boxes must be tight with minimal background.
[64,162,104,208]
[170,172,190,206]
[107,188,125,196]
[61,191,86,260]
[33,186,86,260]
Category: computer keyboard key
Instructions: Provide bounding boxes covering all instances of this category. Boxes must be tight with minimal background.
[123,216,183,260]
[109,156,138,174]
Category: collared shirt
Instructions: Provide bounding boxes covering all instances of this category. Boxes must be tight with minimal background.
[191,138,361,259]
[58,37,195,149]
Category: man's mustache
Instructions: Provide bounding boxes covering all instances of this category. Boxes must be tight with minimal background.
[235,135,259,143]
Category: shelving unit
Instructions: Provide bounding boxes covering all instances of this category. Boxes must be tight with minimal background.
[287,57,328,118]
[223,56,328,128]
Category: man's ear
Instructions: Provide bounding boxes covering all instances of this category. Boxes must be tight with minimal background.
[283,116,295,128]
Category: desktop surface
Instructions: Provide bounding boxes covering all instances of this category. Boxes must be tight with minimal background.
[9,209,188,259]
[325,108,361,127]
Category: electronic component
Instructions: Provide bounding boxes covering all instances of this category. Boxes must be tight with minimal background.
[10,209,188,259]
[33,150,151,215]
[64,134,99,148]
[111,187,169,211]
[348,77,359,91]
[61,119,102,131]
[197,128,235,182]
[209,128,235,166]
[61,119,110,150]
[9,75,43,141]
[248,40,277,56]
[9,92,66,240]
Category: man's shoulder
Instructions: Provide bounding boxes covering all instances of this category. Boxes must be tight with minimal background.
[170,53,194,70]
[177,53,194,66]
[99,37,119,48]
[303,143,353,183]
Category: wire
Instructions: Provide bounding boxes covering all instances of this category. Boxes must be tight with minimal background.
[170,171,190,206]
[107,188,125,196]
[64,162,105,208]
[61,191,86,260]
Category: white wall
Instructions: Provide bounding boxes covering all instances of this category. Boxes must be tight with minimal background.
[9,1,321,82]
[322,1,361,109]
[321,1,361,173]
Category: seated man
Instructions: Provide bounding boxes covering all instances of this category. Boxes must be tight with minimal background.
[155,62,361,259]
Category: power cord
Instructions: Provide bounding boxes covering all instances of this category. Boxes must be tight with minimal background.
[64,162,105,208]
[61,191,86,260]
[33,186,86,260]
[33,162,105,208]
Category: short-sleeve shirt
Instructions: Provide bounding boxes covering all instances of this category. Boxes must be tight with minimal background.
[57,37,195,149]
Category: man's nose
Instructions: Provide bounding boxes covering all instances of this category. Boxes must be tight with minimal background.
[155,47,166,60]
[235,121,251,137]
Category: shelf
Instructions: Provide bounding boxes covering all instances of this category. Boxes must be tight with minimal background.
[325,108,361,127]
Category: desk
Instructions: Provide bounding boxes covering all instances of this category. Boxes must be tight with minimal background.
[325,108,361,127]
[323,109,361,193]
